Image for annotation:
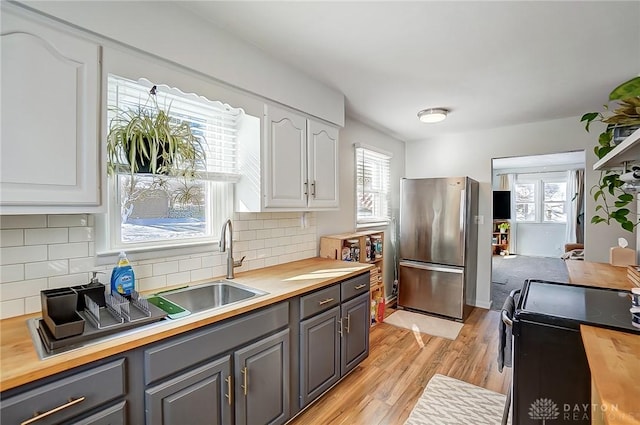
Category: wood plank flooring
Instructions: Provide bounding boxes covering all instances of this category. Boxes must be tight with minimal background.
[289,307,511,425]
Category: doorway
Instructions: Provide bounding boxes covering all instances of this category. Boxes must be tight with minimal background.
[490,151,585,310]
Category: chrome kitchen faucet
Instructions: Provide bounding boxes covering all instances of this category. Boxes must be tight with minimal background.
[219,219,245,279]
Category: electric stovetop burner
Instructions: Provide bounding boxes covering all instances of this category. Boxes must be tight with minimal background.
[516,279,639,334]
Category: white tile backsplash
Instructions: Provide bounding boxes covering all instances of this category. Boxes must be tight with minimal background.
[0,212,318,319]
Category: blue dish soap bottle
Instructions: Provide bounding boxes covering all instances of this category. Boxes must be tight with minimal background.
[111,252,135,297]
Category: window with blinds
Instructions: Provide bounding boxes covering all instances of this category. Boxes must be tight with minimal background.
[356,146,391,226]
[106,74,242,249]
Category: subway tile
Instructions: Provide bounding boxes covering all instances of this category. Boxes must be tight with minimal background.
[166,271,191,286]
[256,229,271,240]
[69,257,98,274]
[153,261,179,276]
[271,228,285,237]
[0,264,24,283]
[134,264,153,279]
[0,229,24,247]
[48,242,89,260]
[0,299,24,319]
[88,215,96,226]
[233,220,250,231]
[25,260,68,279]
[236,230,256,241]
[191,267,214,282]
[0,215,46,229]
[236,212,256,221]
[179,257,201,272]
[263,219,279,229]
[25,295,42,314]
[25,228,68,245]
[48,214,89,228]
[248,220,264,230]
[255,212,272,219]
[1,245,47,265]
[264,257,279,267]
[88,242,95,257]
[251,239,265,250]
[211,265,226,279]
[69,227,94,242]
[276,236,292,247]
[0,278,47,300]
[138,275,167,292]
[48,273,90,289]
[247,258,266,270]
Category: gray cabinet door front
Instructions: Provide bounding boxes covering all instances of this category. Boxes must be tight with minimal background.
[340,293,370,376]
[299,306,340,408]
[234,329,290,425]
[145,356,232,425]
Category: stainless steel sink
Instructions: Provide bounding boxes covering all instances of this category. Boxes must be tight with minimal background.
[156,280,268,315]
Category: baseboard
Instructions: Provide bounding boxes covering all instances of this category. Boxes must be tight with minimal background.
[472,299,492,310]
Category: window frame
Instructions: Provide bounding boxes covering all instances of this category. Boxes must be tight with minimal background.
[514,173,568,224]
[355,144,392,228]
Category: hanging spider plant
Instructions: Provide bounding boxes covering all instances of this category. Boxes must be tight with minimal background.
[107,85,205,178]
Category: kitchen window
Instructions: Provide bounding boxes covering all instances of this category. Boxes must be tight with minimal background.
[355,145,391,227]
[101,75,244,252]
[515,175,567,223]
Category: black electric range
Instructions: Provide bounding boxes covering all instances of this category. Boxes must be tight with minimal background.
[516,279,639,333]
[511,279,638,425]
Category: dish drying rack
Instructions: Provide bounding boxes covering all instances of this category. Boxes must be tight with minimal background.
[83,291,151,329]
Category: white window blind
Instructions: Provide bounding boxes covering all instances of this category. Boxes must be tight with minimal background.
[107,74,243,180]
[356,146,391,226]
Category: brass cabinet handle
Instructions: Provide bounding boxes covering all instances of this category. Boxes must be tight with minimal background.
[354,284,366,290]
[241,367,248,396]
[21,397,86,425]
[346,314,351,334]
[225,375,232,405]
[318,298,334,305]
[338,318,343,337]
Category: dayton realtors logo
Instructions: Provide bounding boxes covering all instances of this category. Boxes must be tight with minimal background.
[529,398,560,424]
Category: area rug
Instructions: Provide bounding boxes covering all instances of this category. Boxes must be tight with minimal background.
[405,374,509,425]
[385,310,463,340]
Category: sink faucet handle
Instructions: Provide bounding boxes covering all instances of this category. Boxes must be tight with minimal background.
[233,256,246,268]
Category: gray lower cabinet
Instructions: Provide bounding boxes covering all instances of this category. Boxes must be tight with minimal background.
[145,356,232,425]
[299,272,370,410]
[234,329,290,425]
[340,292,370,375]
[0,359,126,425]
[299,306,341,407]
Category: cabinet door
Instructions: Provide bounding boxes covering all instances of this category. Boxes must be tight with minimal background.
[307,120,339,209]
[70,401,126,425]
[145,356,232,425]
[299,306,340,408]
[263,104,307,209]
[0,9,101,213]
[340,292,370,376]
[234,329,290,425]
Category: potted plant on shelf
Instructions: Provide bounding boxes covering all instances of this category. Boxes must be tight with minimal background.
[580,76,640,232]
[497,222,510,233]
[106,85,205,178]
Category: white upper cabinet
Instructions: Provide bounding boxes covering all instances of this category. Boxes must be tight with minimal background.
[262,104,339,210]
[307,120,339,208]
[0,9,102,214]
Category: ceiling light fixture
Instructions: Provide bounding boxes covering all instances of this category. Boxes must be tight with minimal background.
[418,108,449,124]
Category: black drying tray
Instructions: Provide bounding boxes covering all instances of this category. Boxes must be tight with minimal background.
[36,302,168,353]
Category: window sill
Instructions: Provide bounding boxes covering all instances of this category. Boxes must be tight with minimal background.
[95,239,219,266]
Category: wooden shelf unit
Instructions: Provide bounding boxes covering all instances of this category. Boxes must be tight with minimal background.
[492,221,510,255]
[319,230,385,326]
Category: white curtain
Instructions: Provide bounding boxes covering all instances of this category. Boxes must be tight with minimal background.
[564,170,579,243]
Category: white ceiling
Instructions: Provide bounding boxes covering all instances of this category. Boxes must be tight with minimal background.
[181,1,640,143]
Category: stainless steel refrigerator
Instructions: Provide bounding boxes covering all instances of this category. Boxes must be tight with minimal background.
[398,177,479,321]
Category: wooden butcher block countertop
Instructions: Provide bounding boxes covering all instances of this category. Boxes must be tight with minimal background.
[567,260,640,425]
[0,258,373,392]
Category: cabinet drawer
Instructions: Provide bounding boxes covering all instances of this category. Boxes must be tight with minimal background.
[145,302,289,385]
[72,401,126,425]
[300,285,340,320]
[1,359,125,425]
[340,273,370,301]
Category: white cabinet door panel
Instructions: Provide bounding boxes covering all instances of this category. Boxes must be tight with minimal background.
[264,104,307,208]
[307,120,338,208]
[0,10,101,212]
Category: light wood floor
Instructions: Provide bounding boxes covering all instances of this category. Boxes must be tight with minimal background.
[289,307,511,425]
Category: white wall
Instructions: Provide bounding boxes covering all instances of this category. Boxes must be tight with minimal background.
[316,117,406,298]
[16,1,344,126]
[406,116,635,308]
[516,223,566,257]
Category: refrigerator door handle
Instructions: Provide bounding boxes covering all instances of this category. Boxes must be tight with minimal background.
[459,188,466,250]
[399,260,464,274]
